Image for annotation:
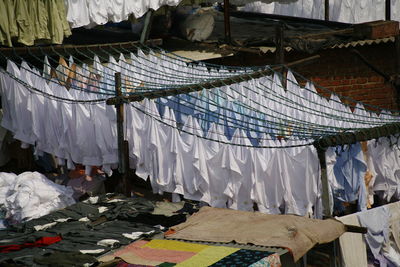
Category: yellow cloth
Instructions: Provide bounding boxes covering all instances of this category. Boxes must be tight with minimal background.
[176,246,239,267]
[143,239,209,253]
[0,0,11,46]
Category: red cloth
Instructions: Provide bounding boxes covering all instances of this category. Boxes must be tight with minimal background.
[0,235,62,253]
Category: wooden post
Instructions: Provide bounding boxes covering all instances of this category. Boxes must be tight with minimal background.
[316,144,332,218]
[141,10,153,44]
[115,72,130,196]
[275,23,286,88]
[223,0,231,44]
[325,0,330,21]
[275,23,284,65]
[386,0,391,21]
[395,35,400,109]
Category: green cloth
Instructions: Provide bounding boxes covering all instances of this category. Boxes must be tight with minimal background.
[0,0,71,47]
[34,251,98,267]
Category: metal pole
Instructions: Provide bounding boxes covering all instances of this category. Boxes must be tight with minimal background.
[325,0,330,21]
[115,72,130,196]
[386,0,391,21]
[223,0,231,43]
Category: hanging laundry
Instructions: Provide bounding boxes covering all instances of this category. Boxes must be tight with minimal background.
[0,48,399,219]
[0,0,71,47]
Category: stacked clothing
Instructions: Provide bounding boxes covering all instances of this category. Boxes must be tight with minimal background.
[0,172,75,225]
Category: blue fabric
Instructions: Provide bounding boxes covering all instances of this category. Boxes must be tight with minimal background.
[333,143,368,211]
[357,205,390,267]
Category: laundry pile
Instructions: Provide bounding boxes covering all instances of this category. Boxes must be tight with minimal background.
[65,0,182,29]
[243,0,400,23]
[0,172,75,226]
[1,49,400,217]
[0,194,190,266]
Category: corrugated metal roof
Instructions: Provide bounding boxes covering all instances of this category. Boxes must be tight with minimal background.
[255,36,395,53]
[330,36,395,49]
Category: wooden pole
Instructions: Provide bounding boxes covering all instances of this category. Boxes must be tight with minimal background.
[386,0,391,21]
[325,0,330,21]
[115,72,130,196]
[141,10,154,44]
[275,23,284,65]
[223,0,232,44]
[395,35,400,109]
[316,145,332,218]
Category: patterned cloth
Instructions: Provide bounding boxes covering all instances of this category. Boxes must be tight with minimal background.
[210,249,273,267]
[102,239,281,267]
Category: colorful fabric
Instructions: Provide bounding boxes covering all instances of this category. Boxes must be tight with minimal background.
[114,246,196,263]
[176,246,239,267]
[144,239,208,253]
[117,253,163,266]
[249,253,282,267]
[107,239,280,267]
[210,249,273,267]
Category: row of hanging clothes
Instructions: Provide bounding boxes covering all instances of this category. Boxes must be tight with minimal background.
[243,0,400,24]
[0,49,400,217]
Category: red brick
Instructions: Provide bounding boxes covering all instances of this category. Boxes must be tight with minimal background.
[368,76,384,83]
[356,78,368,84]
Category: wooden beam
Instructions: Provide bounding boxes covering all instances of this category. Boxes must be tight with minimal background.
[325,0,330,21]
[106,55,320,105]
[275,23,284,65]
[140,10,154,44]
[224,0,232,44]
[344,224,368,234]
[316,145,332,218]
[115,72,130,196]
[386,0,391,21]
[395,35,400,109]
[313,123,400,149]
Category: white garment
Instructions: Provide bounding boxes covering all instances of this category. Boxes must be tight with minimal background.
[0,172,17,204]
[336,213,368,267]
[65,0,183,28]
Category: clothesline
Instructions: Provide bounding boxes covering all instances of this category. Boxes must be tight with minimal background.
[1,47,400,143]
[2,57,396,142]
[2,46,400,219]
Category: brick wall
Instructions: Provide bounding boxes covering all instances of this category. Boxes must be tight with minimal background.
[206,42,399,111]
